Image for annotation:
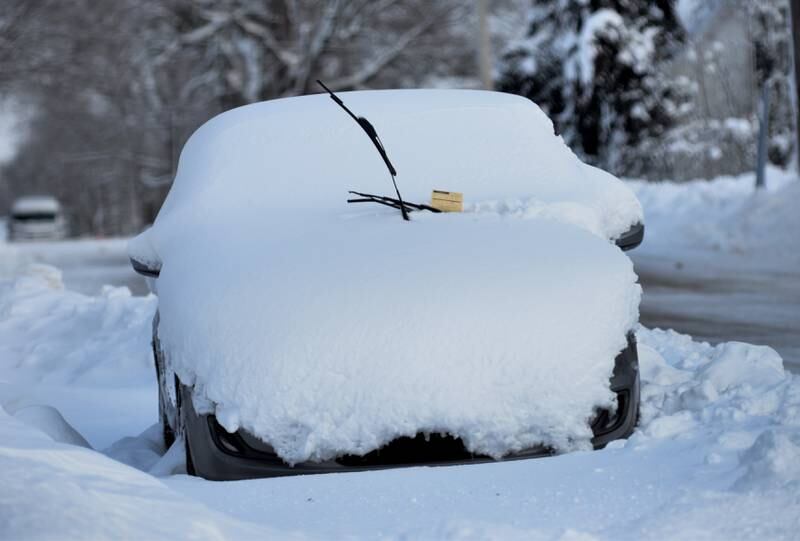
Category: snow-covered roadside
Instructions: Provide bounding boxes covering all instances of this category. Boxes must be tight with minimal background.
[627,166,798,263]
[0,265,156,449]
[0,408,291,540]
[1,264,798,539]
[626,167,800,367]
[0,235,147,296]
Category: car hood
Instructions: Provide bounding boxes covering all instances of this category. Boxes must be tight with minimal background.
[151,210,641,464]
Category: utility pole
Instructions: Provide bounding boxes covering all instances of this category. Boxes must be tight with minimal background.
[478,0,493,90]
[790,0,800,174]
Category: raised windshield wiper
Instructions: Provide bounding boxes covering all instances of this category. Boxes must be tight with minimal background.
[317,80,417,221]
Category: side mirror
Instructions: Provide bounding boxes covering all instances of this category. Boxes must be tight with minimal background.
[615,223,644,252]
[130,256,161,278]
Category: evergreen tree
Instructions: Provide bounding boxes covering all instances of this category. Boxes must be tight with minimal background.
[498,0,687,175]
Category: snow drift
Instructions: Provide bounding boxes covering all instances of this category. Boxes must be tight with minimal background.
[0,264,156,387]
[130,90,644,463]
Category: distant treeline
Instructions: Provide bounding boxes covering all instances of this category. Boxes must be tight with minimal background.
[0,0,793,236]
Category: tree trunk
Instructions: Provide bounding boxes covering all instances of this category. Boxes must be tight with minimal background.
[477,0,493,90]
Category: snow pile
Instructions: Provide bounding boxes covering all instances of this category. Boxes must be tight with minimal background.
[627,166,797,257]
[12,404,91,448]
[637,327,800,490]
[467,164,638,241]
[735,429,800,492]
[134,90,644,464]
[0,409,287,540]
[0,264,156,386]
[158,216,641,464]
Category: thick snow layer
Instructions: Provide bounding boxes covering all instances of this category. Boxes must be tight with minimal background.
[132,90,644,463]
[134,90,642,265]
[0,409,282,540]
[0,264,155,386]
[0,263,157,449]
[12,404,91,448]
[1,259,799,539]
[158,215,640,463]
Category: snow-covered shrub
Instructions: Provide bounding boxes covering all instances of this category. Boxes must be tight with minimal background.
[625,116,758,181]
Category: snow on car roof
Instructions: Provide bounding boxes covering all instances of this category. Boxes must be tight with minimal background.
[11,196,61,215]
[150,89,641,246]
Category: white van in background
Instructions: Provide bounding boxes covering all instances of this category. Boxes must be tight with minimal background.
[7,196,68,241]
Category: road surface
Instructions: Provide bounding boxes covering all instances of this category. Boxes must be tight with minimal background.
[634,248,799,372]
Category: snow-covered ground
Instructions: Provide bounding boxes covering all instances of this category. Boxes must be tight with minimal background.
[0,263,798,539]
[1,169,798,539]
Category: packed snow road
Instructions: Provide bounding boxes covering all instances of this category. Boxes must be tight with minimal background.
[635,248,800,369]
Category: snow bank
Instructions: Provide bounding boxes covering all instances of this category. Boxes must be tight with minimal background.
[0,264,156,386]
[637,327,800,491]
[135,90,644,464]
[11,404,91,448]
[0,409,288,540]
[627,166,798,258]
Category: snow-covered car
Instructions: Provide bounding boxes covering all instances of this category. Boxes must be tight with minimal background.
[7,195,68,241]
[130,88,645,480]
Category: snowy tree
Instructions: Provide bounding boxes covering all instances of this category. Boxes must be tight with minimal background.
[0,0,476,235]
[144,0,467,107]
[636,0,795,181]
[749,0,794,166]
[498,0,687,175]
